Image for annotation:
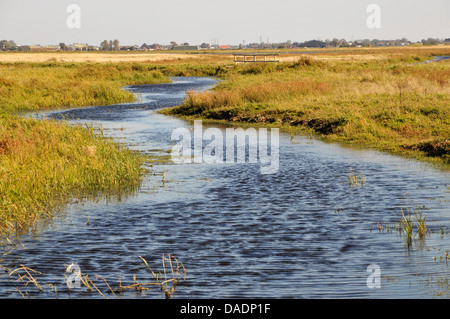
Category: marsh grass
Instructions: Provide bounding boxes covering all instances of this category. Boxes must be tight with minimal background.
[0,62,170,113]
[9,265,43,292]
[137,254,186,299]
[347,168,366,186]
[400,205,429,247]
[0,61,175,236]
[0,115,147,235]
[377,203,431,248]
[414,205,428,239]
[5,254,186,299]
[401,207,415,247]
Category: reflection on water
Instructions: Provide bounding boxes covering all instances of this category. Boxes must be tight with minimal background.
[1,77,449,299]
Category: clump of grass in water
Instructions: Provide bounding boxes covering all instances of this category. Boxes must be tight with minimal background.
[401,207,415,247]
[347,168,366,187]
[138,254,186,299]
[377,222,401,233]
[400,205,429,247]
[415,206,428,239]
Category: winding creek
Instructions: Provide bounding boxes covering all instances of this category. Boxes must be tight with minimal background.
[1,77,449,298]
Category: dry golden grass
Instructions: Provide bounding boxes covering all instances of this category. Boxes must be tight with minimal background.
[0,52,202,63]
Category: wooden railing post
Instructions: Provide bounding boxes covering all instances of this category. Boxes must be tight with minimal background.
[233,53,279,65]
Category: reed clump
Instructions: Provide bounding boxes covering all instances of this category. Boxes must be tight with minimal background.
[400,205,429,247]
[346,168,366,186]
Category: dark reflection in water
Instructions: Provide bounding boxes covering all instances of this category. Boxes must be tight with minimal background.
[1,77,449,299]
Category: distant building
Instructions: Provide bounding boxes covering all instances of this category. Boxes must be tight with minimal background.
[140,43,162,51]
[45,45,60,51]
[219,45,231,50]
[140,43,150,51]
[149,43,162,50]
[445,38,450,44]
[69,43,89,51]
[18,45,31,52]
[29,45,44,51]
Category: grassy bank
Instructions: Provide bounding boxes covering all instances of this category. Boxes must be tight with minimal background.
[0,115,145,234]
[162,47,450,169]
[0,62,170,112]
[0,62,170,235]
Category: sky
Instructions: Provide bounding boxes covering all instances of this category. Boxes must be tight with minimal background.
[0,0,449,46]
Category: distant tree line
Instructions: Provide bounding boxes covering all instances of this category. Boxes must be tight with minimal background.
[1,37,449,52]
[262,37,448,49]
[100,40,120,51]
[0,40,19,51]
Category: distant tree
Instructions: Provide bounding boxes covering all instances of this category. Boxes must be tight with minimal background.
[362,39,371,47]
[18,45,31,52]
[2,40,17,50]
[100,40,109,51]
[422,38,441,45]
[59,43,68,51]
[372,39,381,46]
[109,40,113,51]
[113,39,120,51]
[330,38,340,47]
[0,40,7,50]
[170,41,177,49]
[200,42,210,49]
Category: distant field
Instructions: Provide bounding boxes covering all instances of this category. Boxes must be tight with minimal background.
[0,52,203,63]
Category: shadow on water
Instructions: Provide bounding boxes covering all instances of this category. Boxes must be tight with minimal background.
[1,77,449,299]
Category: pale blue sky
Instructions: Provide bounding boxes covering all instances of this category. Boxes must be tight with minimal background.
[0,0,448,45]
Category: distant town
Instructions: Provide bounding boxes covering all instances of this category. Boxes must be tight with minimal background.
[1,37,449,52]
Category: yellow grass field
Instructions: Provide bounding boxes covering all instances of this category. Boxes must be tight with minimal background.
[0,52,202,63]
